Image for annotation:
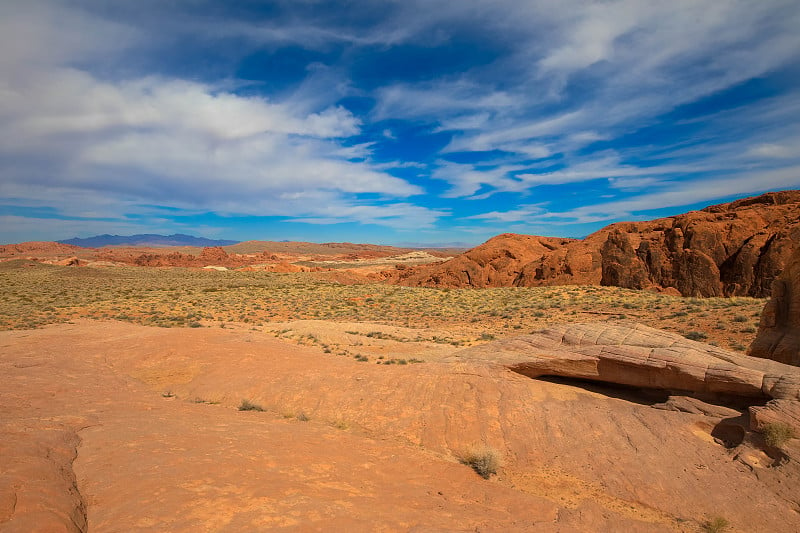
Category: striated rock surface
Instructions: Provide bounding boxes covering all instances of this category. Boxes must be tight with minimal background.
[452,322,800,401]
[5,320,800,531]
[0,422,88,532]
[749,234,800,366]
[394,190,800,296]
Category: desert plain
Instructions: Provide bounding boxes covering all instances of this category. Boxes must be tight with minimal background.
[1,225,799,533]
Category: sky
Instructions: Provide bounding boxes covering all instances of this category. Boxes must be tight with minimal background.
[1,0,799,246]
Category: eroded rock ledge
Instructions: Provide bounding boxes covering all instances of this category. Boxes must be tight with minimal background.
[452,322,800,401]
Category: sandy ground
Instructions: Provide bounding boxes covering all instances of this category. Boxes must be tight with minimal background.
[2,320,799,532]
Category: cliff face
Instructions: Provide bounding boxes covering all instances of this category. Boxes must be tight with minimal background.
[394,190,800,297]
[749,230,800,365]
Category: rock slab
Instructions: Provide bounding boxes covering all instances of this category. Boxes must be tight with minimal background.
[453,322,800,400]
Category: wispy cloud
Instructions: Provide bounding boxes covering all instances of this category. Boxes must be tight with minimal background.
[477,165,800,225]
[373,0,800,203]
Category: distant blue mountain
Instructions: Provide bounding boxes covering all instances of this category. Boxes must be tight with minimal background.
[58,233,240,248]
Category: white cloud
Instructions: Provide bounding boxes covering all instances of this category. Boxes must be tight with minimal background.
[0,215,162,243]
[286,202,448,229]
[746,143,795,160]
[526,165,800,225]
[0,1,433,231]
[372,0,800,192]
[466,204,546,223]
[430,161,532,198]
[372,80,516,122]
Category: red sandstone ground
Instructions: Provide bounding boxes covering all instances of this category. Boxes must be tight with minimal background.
[3,320,800,532]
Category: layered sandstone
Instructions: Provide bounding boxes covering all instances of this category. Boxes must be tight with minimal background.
[394,190,800,297]
[452,322,800,401]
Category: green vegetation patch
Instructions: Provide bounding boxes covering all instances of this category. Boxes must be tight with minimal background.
[0,262,767,352]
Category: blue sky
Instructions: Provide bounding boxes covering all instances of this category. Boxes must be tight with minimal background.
[1,0,799,246]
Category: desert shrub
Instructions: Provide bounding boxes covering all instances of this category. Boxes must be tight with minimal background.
[701,516,729,532]
[460,445,501,479]
[762,422,796,448]
[683,331,707,341]
[296,411,310,422]
[238,399,264,412]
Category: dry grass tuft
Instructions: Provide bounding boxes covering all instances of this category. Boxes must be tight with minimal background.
[701,516,730,532]
[238,399,264,412]
[762,422,796,448]
[459,445,502,479]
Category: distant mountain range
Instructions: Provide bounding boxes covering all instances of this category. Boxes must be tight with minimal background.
[58,234,240,248]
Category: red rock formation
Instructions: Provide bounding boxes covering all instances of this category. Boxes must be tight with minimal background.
[132,252,196,267]
[452,322,800,400]
[0,241,84,257]
[104,247,253,268]
[749,233,800,366]
[51,256,85,267]
[394,190,800,297]
[197,246,229,264]
[392,233,578,288]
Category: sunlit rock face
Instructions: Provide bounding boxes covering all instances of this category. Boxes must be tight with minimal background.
[395,190,800,297]
[750,231,800,366]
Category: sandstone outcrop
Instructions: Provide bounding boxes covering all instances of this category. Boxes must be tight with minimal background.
[385,233,577,288]
[105,247,272,268]
[0,241,83,256]
[51,256,84,267]
[452,322,800,401]
[197,246,229,264]
[394,190,800,297]
[749,231,800,365]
